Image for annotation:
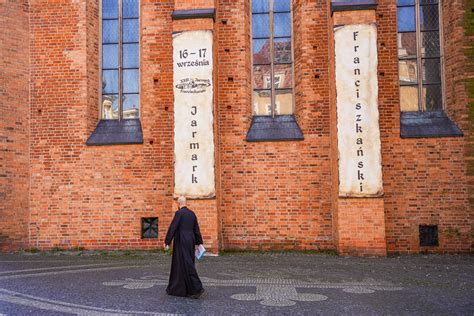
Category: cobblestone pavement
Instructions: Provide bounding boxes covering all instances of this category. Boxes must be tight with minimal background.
[0,252,472,315]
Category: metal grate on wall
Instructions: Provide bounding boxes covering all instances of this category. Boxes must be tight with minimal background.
[419,224,438,247]
[141,217,158,239]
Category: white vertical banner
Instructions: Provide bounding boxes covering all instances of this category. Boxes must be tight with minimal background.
[173,30,215,198]
[335,24,383,197]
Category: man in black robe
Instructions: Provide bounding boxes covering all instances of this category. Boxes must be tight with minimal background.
[164,196,205,298]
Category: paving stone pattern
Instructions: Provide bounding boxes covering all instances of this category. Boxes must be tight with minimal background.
[0,253,472,315]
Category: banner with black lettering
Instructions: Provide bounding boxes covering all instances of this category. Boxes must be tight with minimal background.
[173,30,215,198]
[335,24,383,197]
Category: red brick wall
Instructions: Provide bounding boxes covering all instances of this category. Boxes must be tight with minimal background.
[86,0,100,134]
[378,0,470,253]
[0,0,30,251]
[336,199,387,256]
[2,0,470,254]
[175,0,214,10]
[443,0,473,252]
[329,9,387,257]
[464,0,474,252]
[27,0,221,251]
[217,0,334,250]
[28,0,175,249]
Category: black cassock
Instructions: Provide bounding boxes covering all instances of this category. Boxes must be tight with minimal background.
[165,206,204,297]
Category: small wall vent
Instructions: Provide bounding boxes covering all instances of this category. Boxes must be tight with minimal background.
[141,217,158,239]
[419,225,438,247]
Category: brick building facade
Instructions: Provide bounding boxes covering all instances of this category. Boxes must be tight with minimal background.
[1,0,472,255]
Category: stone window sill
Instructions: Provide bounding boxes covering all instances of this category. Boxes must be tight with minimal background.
[86,119,143,146]
[400,111,463,138]
[246,115,304,142]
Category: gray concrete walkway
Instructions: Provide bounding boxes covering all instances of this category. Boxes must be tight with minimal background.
[0,252,472,315]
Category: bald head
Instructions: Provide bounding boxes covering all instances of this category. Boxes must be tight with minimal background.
[177,196,187,208]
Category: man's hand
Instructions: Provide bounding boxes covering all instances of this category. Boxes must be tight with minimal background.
[164,244,169,251]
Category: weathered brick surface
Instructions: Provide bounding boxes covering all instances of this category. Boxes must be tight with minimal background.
[336,199,387,256]
[28,0,171,250]
[26,0,220,252]
[329,9,386,256]
[217,0,334,250]
[174,0,215,11]
[1,0,471,254]
[377,0,471,253]
[464,0,474,252]
[0,0,30,251]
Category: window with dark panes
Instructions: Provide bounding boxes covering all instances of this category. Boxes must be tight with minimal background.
[252,0,293,116]
[101,0,139,120]
[397,0,443,112]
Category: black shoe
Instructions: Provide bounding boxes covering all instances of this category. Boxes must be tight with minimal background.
[189,288,205,299]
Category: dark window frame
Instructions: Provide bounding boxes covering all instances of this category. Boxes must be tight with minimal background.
[397,0,445,113]
[251,0,295,117]
[100,0,140,120]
